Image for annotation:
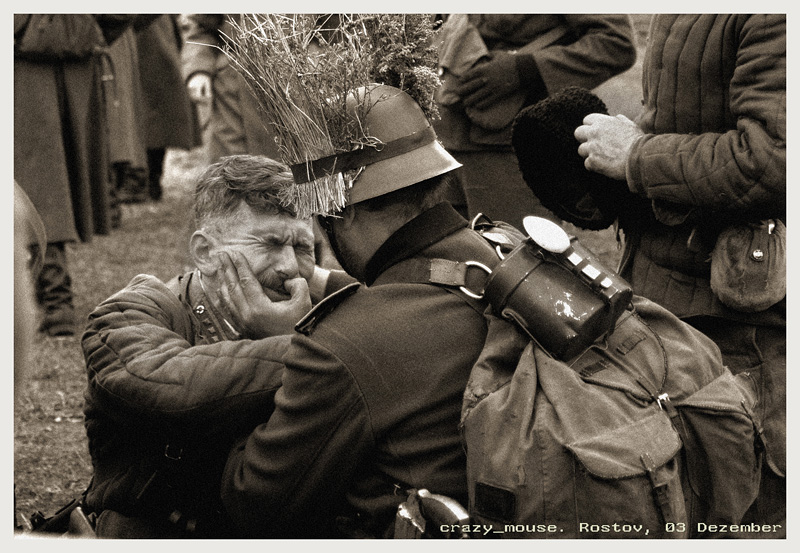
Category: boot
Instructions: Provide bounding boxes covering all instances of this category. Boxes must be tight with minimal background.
[147,148,165,201]
[37,242,76,337]
[115,162,149,204]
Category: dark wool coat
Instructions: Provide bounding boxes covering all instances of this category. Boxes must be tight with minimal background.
[436,14,637,150]
[136,15,200,151]
[621,14,786,326]
[105,26,148,169]
[13,14,112,243]
[221,204,499,538]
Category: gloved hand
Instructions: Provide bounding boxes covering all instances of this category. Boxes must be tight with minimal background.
[453,51,522,110]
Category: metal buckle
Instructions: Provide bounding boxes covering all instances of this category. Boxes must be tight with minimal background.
[459,260,492,299]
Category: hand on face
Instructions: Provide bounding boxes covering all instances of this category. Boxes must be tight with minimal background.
[574,113,644,181]
[210,250,312,338]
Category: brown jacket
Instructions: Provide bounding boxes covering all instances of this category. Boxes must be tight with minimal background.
[621,14,786,325]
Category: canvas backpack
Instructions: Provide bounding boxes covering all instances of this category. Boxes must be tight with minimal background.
[413,215,763,539]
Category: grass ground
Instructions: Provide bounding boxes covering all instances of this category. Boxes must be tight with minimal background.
[13,14,649,530]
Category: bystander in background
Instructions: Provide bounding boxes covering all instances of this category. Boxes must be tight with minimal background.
[435,14,636,230]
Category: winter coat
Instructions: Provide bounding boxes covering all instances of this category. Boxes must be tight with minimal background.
[13,14,112,243]
[136,15,200,151]
[82,272,289,536]
[621,14,786,326]
[436,14,637,150]
[105,25,148,169]
[181,14,280,161]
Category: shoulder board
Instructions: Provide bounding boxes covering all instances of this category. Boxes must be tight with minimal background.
[295,282,361,336]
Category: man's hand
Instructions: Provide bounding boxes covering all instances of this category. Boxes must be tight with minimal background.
[187,73,213,104]
[574,113,644,181]
[212,251,312,338]
[452,51,521,110]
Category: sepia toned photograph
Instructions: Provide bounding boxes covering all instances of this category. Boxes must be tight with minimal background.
[12,9,786,542]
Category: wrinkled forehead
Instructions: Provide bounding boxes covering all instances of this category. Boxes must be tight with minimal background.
[212,201,314,241]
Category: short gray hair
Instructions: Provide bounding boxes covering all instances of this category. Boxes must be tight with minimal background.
[193,155,298,233]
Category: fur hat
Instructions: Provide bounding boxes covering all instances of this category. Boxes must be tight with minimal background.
[511,86,634,230]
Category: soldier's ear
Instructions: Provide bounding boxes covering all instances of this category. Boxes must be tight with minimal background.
[190,230,218,276]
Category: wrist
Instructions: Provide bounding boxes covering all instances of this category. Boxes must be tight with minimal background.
[514,54,547,101]
[623,136,645,194]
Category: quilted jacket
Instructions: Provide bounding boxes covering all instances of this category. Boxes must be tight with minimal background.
[621,14,786,324]
[82,273,289,535]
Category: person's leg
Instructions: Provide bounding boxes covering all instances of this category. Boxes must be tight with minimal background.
[736,324,786,538]
[37,242,75,336]
[684,316,786,538]
[238,73,281,160]
[206,67,247,163]
[114,161,148,204]
[147,147,166,201]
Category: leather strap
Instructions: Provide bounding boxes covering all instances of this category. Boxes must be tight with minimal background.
[374,257,490,314]
[290,126,437,184]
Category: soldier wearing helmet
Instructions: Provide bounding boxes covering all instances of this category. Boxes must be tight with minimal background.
[220,85,501,538]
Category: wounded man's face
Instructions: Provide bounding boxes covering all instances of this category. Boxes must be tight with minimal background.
[212,203,316,301]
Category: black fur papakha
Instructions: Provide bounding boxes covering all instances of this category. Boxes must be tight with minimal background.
[511,86,634,230]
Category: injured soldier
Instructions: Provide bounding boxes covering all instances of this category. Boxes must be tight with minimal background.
[80,154,354,538]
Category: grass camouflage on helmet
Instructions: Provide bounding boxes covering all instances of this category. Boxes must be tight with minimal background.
[224,14,455,218]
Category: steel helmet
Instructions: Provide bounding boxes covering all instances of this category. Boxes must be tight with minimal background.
[290,84,461,209]
[345,84,461,204]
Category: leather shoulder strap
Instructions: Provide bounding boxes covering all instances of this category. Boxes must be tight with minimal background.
[373,257,489,315]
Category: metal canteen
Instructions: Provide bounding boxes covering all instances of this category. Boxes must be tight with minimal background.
[484,217,633,362]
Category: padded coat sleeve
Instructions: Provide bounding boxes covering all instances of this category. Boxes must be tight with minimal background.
[627,15,786,216]
[82,275,289,428]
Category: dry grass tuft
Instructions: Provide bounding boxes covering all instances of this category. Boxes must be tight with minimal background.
[223,14,441,218]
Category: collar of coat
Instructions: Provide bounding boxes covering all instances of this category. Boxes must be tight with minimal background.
[363,202,468,286]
